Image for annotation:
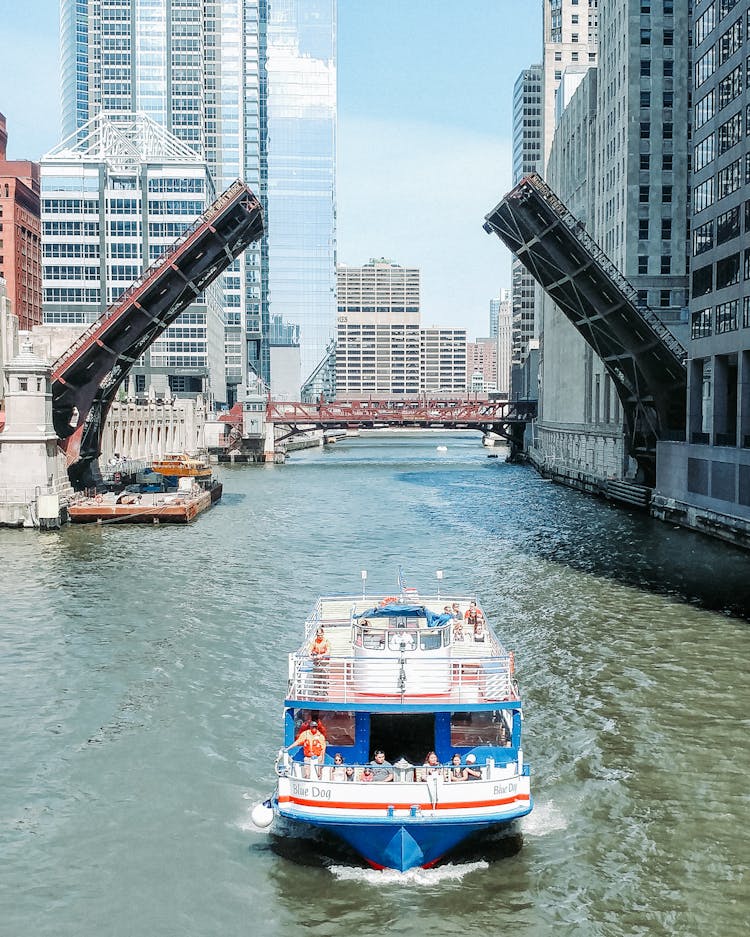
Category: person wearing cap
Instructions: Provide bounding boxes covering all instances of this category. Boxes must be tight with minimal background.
[462,753,481,781]
[286,720,327,778]
[369,750,394,782]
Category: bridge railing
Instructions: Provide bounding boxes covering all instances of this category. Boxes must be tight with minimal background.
[52,180,252,376]
[520,173,687,365]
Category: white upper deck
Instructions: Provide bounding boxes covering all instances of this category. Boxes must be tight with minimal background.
[286,594,518,707]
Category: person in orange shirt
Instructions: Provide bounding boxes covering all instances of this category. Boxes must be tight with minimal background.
[310,627,330,662]
[287,720,327,778]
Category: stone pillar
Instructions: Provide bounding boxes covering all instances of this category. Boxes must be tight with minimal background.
[264,421,276,461]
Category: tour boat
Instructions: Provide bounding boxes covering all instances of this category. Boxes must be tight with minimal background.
[254,581,532,872]
[151,453,213,479]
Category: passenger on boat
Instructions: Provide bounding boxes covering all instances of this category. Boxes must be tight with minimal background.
[423,751,441,777]
[361,766,375,781]
[449,753,464,781]
[331,752,346,782]
[465,600,480,626]
[462,753,481,781]
[473,613,486,643]
[286,720,327,778]
[453,617,464,642]
[310,627,330,663]
[369,750,394,782]
[345,766,355,781]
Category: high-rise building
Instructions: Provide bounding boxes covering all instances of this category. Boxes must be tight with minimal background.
[40,113,225,402]
[511,65,543,393]
[336,260,420,399]
[467,338,498,394]
[496,296,512,398]
[0,114,42,331]
[533,0,691,485]
[420,328,467,398]
[58,0,336,401]
[652,0,750,533]
[489,288,510,338]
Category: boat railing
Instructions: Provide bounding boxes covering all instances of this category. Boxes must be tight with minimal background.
[276,752,519,784]
[286,652,516,703]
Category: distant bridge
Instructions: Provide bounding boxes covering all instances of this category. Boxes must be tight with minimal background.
[51,180,264,488]
[235,398,537,459]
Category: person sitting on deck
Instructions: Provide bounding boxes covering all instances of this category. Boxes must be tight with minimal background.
[464,600,480,627]
[369,750,394,781]
[449,753,464,781]
[361,766,375,781]
[473,612,486,643]
[286,720,327,779]
[462,753,482,781]
[423,751,441,777]
[310,627,330,663]
[331,752,347,781]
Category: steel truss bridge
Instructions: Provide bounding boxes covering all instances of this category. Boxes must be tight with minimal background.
[484,172,688,485]
[266,398,538,457]
[51,180,264,488]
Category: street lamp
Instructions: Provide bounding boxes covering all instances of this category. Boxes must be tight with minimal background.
[436,569,443,599]
[361,569,367,599]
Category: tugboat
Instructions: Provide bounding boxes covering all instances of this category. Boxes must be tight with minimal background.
[151,453,222,504]
[255,575,532,871]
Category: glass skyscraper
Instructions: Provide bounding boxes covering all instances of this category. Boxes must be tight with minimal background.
[58,0,336,401]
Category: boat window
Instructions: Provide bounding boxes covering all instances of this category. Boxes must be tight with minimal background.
[388,631,417,651]
[419,631,442,651]
[361,629,385,649]
[294,710,356,746]
[449,711,510,747]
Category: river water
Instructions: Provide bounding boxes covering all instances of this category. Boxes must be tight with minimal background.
[2,433,749,936]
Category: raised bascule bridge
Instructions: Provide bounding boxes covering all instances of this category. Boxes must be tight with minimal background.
[484,172,688,487]
[51,180,264,489]
[265,398,537,457]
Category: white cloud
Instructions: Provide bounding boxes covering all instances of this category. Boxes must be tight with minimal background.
[337,115,514,339]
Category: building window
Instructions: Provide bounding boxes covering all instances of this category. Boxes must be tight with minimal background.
[662,219,672,240]
[664,122,673,139]
[660,290,671,308]
[717,205,741,244]
[640,154,651,170]
[639,218,650,239]
[744,247,750,280]
[691,308,713,339]
[696,5,716,47]
[719,18,743,65]
[692,263,714,298]
[693,220,714,255]
[718,157,742,198]
[664,29,674,46]
[638,255,649,274]
[641,29,651,44]
[696,47,718,88]
[744,296,750,327]
[716,300,739,332]
[718,65,743,110]
[664,59,674,77]
[641,60,651,77]
[718,111,742,154]
[661,256,672,274]
[639,185,650,203]
[662,185,673,203]
[663,153,673,171]
[663,91,674,108]
[694,134,716,171]
[641,90,651,107]
[695,90,716,128]
[716,253,741,288]
[641,121,651,138]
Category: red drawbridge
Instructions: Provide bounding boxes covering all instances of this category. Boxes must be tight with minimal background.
[222,397,537,457]
[51,180,264,488]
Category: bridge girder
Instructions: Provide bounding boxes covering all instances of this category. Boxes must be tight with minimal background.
[485,173,688,484]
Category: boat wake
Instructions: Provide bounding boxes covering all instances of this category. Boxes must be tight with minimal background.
[329,861,489,885]
[519,799,567,836]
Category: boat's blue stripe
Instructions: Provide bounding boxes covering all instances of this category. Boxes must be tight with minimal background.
[283,699,523,713]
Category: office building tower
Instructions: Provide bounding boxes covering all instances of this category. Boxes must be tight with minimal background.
[467,338,498,394]
[496,296,512,398]
[511,65,543,393]
[41,113,225,401]
[59,0,336,400]
[0,114,42,331]
[654,0,750,531]
[336,260,420,399]
[533,0,690,484]
[489,288,510,338]
[421,328,467,398]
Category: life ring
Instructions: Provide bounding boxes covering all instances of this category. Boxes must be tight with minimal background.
[379,596,398,606]
[95,495,103,503]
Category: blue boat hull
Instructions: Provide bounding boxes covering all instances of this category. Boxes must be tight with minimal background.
[275,801,533,871]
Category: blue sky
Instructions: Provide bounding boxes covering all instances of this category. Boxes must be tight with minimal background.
[1,0,542,339]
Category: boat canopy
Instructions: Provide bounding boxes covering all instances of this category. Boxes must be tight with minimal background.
[355,603,453,628]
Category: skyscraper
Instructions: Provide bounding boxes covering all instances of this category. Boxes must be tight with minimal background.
[58,0,336,401]
[511,65,542,395]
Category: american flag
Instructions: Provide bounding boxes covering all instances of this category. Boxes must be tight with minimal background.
[398,565,419,598]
